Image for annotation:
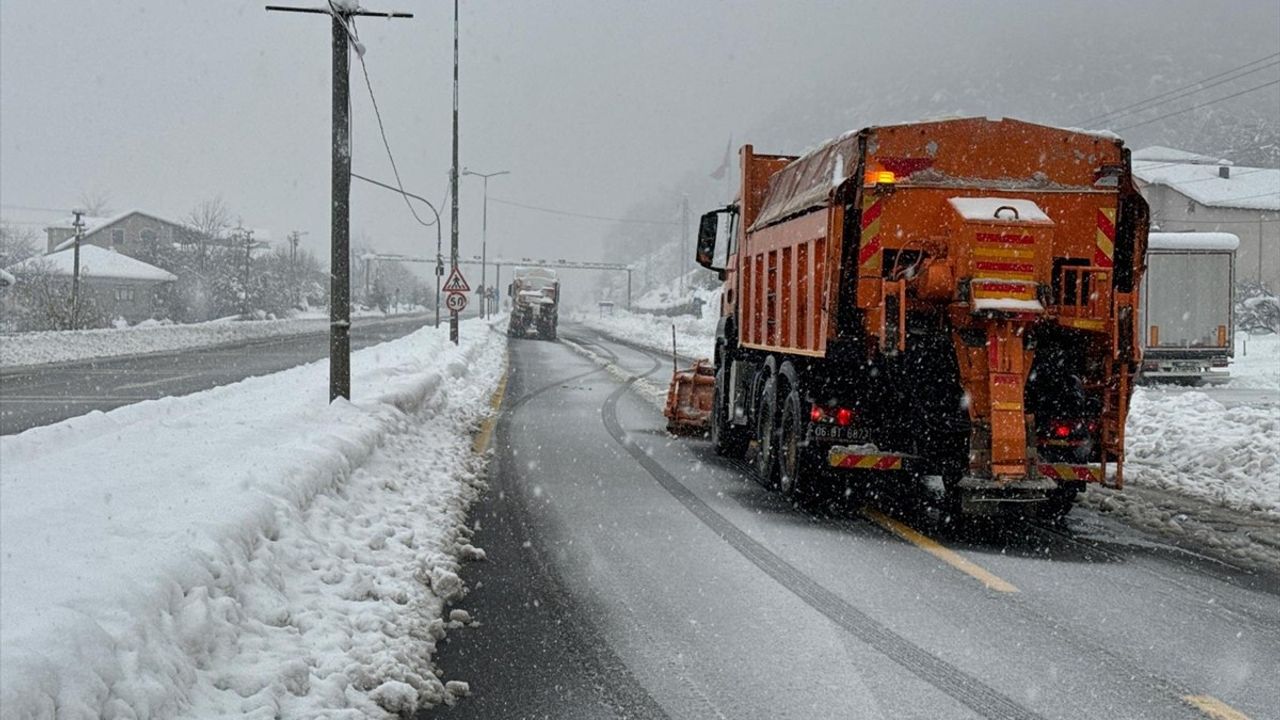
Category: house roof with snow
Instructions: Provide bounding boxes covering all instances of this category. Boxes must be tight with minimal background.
[1133,158,1280,212]
[5,245,177,283]
[1131,146,1223,165]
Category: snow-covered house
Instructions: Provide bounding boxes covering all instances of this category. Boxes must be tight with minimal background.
[43,210,195,257]
[1132,146,1280,292]
[4,244,176,322]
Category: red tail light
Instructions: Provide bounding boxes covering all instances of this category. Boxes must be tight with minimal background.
[835,407,854,427]
[1051,420,1073,439]
[809,404,824,423]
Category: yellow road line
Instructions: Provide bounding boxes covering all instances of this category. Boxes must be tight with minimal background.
[472,351,510,455]
[1184,695,1252,720]
[862,508,1020,593]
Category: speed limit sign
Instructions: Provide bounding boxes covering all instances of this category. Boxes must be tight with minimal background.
[446,292,468,312]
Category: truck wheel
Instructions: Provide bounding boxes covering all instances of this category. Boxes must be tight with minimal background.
[778,387,817,502]
[711,366,749,458]
[754,377,779,487]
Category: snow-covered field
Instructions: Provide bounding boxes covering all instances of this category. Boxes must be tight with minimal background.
[0,319,506,718]
[0,309,428,369]
[578,308,1279,516]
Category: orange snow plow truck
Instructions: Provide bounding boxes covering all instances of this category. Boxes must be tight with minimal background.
[693,118,1149,517]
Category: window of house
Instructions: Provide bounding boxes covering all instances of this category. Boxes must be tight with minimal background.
[112,228,125,247]
[1187,199,1196,214]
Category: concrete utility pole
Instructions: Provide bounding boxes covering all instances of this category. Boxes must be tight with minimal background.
[70,210,85,330]
[265,2,411,400]
[463,168,509,318]
[239,225,255,317]
[449,0,461,344]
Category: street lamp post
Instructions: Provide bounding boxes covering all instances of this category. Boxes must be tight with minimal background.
[350,172,443,326]
[462,168,509,318]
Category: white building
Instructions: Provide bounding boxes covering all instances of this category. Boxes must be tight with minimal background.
[1131,146,1279,292]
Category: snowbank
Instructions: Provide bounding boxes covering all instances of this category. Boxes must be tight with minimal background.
[0,311,429,369]
[0,318,506,718]
[1230,332,1280,392]
[1125,387,1279,515]
[573,288,719,359]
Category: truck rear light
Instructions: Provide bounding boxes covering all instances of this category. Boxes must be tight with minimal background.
[864,170,896,186]
[1050,420,1073,439]
[835,407,855,427]
[810,404,824,423]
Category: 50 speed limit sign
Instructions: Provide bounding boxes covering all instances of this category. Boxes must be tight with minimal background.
[446,292,468,312]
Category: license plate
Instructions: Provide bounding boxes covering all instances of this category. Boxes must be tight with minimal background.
[812,424,867,443]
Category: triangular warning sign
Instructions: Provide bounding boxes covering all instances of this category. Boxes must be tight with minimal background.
[442,267,470,293]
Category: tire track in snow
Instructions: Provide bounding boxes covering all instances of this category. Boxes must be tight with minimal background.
[599,373,1045,720]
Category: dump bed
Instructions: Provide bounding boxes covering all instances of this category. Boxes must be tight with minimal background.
[734,117,1145,357]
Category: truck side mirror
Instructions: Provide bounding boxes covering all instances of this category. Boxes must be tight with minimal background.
[696,211,722,272]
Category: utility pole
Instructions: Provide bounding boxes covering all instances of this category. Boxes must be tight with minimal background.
[449,0,461,344]
[239,225,255,317]
[70,210,85,330]
[266,3,411,400]
[463,168,509,318]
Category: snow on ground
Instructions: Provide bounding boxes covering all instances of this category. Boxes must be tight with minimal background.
[0,309,429,369]
[572,287,719,360]
[579,306,1279,516]
[1125,386,1279,515]
[0,318,506,718]
[1230,331,1280,392]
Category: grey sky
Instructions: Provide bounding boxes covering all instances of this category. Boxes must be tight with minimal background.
[3,1,1277,278]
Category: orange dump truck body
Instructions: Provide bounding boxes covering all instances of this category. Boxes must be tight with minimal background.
[699,118,1149,513]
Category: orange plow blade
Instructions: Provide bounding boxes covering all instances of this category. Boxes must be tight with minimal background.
[664,360,716,435]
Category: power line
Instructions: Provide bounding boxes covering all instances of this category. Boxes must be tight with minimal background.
[1080,53,1280,126]
[350,18,434,231]
[1114,79,1280,131]
[487,197,681,225]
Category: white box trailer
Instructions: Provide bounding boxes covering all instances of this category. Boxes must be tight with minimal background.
[1139,232,1238,384]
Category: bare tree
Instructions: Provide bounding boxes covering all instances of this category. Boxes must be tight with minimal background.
[184,196,232,271]
[0,221,40,267]
[77,190,113,217]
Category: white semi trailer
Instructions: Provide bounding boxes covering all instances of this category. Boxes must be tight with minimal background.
[1139,232,1238,385]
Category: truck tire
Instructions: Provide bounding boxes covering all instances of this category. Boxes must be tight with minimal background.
[711,366,749,459]
[778,387,818,503]
[754,377,779,487]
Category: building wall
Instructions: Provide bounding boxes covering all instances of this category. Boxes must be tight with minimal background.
[1139,182,1280,292]
[87,278,172,323]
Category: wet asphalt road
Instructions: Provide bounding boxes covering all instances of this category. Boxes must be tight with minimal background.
[427,322,1280,720]
[0,314,434,435]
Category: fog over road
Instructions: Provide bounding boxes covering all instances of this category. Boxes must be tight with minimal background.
[428,322,1279,720]
[0,314,433,435]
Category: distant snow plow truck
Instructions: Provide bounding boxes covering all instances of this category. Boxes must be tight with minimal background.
[687,117,1149,518]
[507,267,560,340]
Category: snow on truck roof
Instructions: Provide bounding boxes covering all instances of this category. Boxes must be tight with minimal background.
[948,197,1052,224]
[750,118,1123,231]
[1148,232,1239,252]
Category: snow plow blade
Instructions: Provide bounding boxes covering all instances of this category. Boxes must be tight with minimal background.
[664,359,715,435]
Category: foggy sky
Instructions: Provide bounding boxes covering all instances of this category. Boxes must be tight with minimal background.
[3,1,1277,282]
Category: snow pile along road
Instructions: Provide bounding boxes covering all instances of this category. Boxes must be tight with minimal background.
[572,289,719,360]
[0,319,506,718]
[1125,387,1279,515]
[1231,331,1280,392]
[0,310,428,369]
